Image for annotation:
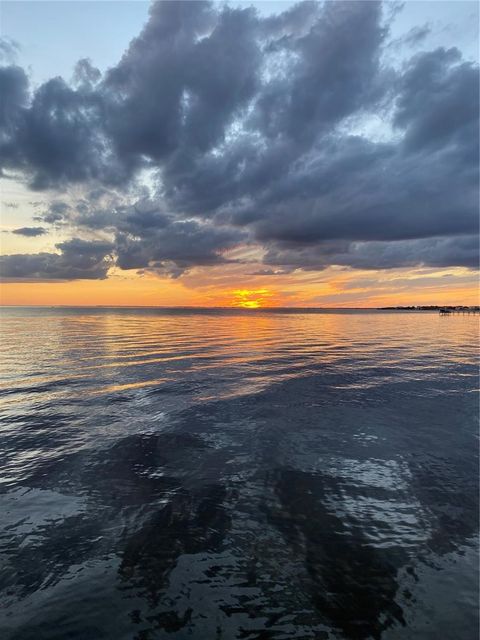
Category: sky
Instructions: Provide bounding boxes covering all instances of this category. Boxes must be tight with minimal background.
[0,0,478,308]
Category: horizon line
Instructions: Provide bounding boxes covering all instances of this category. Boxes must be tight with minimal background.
[1,304,476,310]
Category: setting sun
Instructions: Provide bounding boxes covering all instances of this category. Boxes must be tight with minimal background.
[231,289,275,308]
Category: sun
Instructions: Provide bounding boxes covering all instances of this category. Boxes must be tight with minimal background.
[231,289,274,309]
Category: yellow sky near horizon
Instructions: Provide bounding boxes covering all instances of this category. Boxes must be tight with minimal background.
[1,263,478,308]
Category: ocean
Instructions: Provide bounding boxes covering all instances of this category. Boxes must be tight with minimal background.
[0,307,478,640]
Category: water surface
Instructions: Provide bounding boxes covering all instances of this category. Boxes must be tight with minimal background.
[0,308,478,639]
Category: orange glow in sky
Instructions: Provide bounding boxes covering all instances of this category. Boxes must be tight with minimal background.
[1,265,478,308]
[231,289,275,309]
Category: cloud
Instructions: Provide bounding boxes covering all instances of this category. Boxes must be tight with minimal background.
[394,47,479,156]
[114,215,246,275]
[0,0,478,279]
[72,58,101,90]
[11,226,47,237]
[0,239,113,281]
[389,24,431,50]
[0,65,29,170]
[403,24,431,47]
[0,37,20,65]
[263,235,479,270]
[35,201,72,224]
[249,268,293,276]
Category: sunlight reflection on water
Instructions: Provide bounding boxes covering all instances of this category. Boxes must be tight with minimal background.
[0,308,478,639]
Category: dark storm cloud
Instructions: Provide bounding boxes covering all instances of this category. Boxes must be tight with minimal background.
[11,226,47,237]
[0,0,478,278]
[13,77,130,189]
[263,235,479,271]
[255,1,386,144]
[394,47,479,157]
[0,239,113,281]
[0,65,29,166]
[163,1,389,215]
[65,195,246,276]
[114,217,245,274]
[246,131,478,244]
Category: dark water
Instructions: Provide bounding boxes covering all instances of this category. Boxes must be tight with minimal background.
[0,307,478,640]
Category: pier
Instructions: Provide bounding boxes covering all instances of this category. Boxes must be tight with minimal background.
[439,307,480,316]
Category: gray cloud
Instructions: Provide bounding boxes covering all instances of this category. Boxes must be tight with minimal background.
[394,47,479,156]
[115,216,245,275]
[11,226,47,237]
[0,38,20,65]
[0,239,113,281]
[0,65,29,165]
[0,1,478,278]
[118,198,247,276]
[389,24,431,50]
[72,58,101,90]
[264,235,479,271]
[63,195,246,277]
[35,201,72,224]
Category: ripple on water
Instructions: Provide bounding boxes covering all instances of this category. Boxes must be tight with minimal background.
[0,308,478,639]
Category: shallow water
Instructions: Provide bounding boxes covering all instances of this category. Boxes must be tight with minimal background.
[0,307,478,640]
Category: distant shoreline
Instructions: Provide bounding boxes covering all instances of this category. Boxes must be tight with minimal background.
[378,305,480,311]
